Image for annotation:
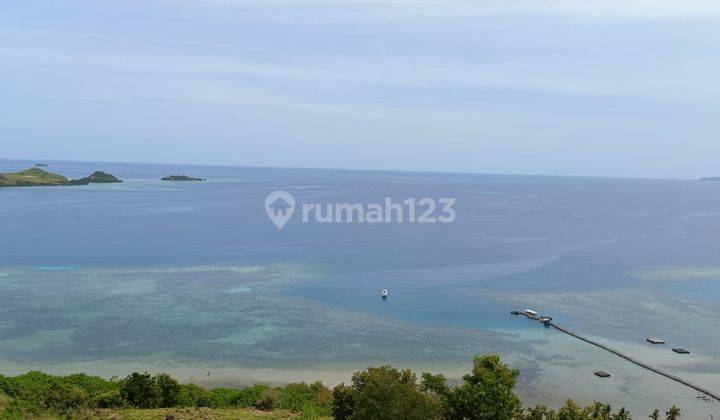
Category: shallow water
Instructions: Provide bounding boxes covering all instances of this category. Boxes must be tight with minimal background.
[1,159,719,416]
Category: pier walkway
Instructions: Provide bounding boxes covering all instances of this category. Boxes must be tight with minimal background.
[516,312,720,402]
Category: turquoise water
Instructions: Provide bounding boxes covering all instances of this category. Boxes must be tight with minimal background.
[1,159,719,415]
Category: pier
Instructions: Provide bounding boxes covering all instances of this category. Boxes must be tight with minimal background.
[514,310,720,403]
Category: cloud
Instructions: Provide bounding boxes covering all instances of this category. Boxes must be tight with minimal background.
[153,0,720,20]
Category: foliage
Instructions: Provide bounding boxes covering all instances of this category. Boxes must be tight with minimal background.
[279,381,332,416]
[177,383,211,407]
[442,354,522,420]
[119,372,183,408]
[233,384,268,408]
[120,372,163,409]
[206,387,243,408]
[0,370,121,414]
[154,373,182,407]
[523,404,555,420]
[93,389,125,408]
[420,373,449,397]
[331,383,356,420]
[332,365,442,419]
[665,405,681,420]
[40,382,87,412]
[255,388,283,411]
[0,356,683,419]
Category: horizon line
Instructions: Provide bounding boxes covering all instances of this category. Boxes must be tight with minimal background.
[0,157,701,182]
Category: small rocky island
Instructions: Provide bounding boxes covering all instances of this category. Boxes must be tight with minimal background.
[79,171,123,184]
[0,168,122,187]
[161,175,205,181]
[699,177,720,182]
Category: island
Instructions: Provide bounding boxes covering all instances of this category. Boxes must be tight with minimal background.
[0,168,122,187]
[699,177,720,182]
[161,175,205,181]
[79,171,123,184]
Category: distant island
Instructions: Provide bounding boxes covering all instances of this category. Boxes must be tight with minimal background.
[161,175,205,181]
[0,168,122,187]
[699,177,720,181]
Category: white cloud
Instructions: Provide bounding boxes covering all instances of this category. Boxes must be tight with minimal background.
[153,0,720,19]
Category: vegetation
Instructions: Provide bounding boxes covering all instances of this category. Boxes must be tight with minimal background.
[0,355,683,419]
[161,175,205,181]
[0,168,121,187]
[78,170,123,183]
[0,167,71,186]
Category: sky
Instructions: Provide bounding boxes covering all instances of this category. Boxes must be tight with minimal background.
[1,0,719,179]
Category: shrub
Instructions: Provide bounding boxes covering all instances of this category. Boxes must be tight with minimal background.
[155,373,182,407]
[309,381,333,414]
[40,383,88,412]
[255,388,283,411]
[2,398,40,418]
[206,387,242,408]
[234,384,268,408]
[62,373,118,396]
[0,371,55,403]
[177,384,211,407]
[120,372,162,408]
[118,372,182,409]
[279,381,332,415]
[0,390,9,411]
[93,389,125,408]
[280,382,315,412]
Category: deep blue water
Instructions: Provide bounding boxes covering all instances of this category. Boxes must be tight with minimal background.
[1,158,720,374]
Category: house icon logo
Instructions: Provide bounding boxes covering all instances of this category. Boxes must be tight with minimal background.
[265,190,295,230]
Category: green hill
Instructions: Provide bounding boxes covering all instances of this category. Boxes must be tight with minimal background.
[0,167,71,186]
[78,171,122,184]
[0,168,123,187]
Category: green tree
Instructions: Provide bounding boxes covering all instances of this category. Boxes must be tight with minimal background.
[154,373,181,407]
[614,407,631,420]
[665,406,681,420]
[524,404,554,420]
[332,365,442,420]
[443,354,522,420]
[587,402,604,419]
[601,404,612,420]
[649,409,660,420]
[120,372,162,408]
[277,381,333,415]
[332,384,356,420]
[421,373,449,397]
[557,399,584,420]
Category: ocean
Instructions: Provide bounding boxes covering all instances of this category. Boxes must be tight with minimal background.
[1,159,719,416]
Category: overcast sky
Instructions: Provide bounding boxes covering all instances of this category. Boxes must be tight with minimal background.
[1,0,719,178]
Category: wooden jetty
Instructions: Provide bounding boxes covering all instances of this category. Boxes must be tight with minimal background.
[513,310,720,402]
